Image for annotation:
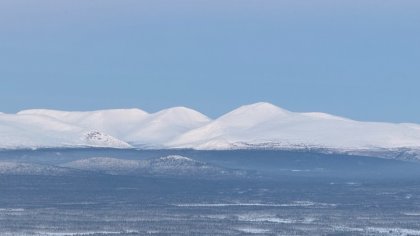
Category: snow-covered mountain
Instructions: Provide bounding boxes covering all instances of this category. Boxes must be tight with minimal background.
[2,103,420,159]
[169,103,420,152]
[0,113,131,149]
[18,108,149,139]
[121,107,211,147]
[18,107,210,148]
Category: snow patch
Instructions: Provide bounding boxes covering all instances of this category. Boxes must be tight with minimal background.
[235,227,270,234]
[83,131,132,148]
[174,201,335,208]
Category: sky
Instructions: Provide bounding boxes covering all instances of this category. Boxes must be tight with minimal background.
[0,0,419,123]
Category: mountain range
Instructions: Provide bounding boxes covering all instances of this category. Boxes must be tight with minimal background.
[1,102,420,159]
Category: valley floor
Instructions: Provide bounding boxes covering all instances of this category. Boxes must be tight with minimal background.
[1,149,420,235]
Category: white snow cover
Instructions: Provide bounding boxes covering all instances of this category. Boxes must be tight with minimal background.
[169,102,420,150]
[18,107,210,148]
[17,108,149,139]
[0,113,131,149]
[2,103,420,153]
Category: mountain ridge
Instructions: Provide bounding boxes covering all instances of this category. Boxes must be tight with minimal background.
[2,103,420,160]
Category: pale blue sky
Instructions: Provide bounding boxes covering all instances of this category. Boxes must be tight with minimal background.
[0,0,419,122]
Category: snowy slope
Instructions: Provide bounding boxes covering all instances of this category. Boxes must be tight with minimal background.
[19,107,211,148]
[17,108,149,139]
[0,113,131,149]
[168,103,420,151]
[123,107,211,147]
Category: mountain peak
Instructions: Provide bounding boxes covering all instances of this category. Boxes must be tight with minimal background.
[241,102,290,112]
[153,107,211,123]
[217,102,291,123]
